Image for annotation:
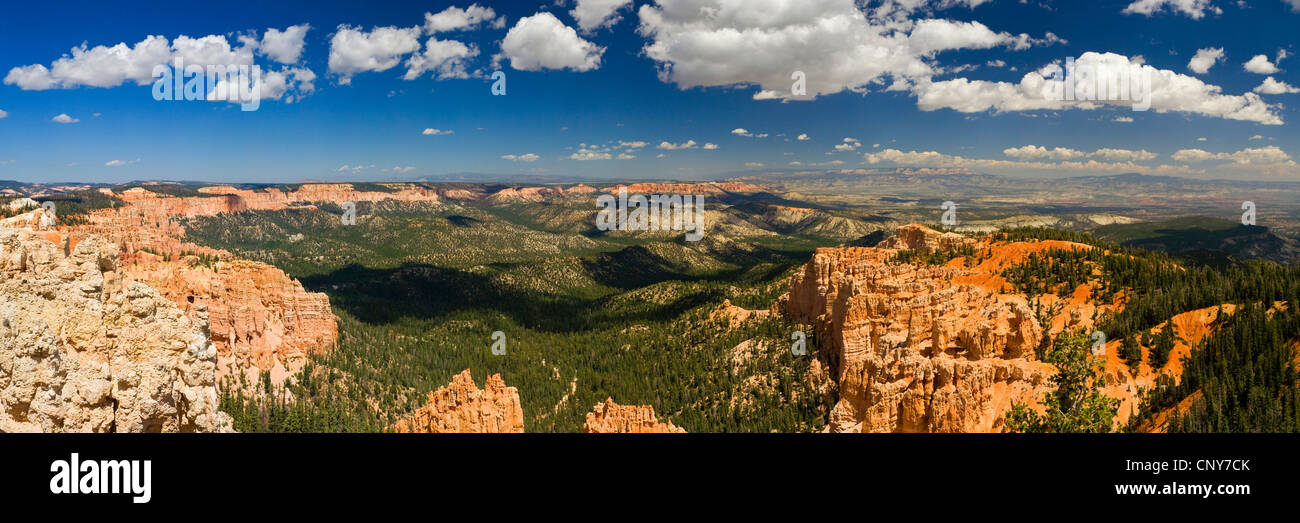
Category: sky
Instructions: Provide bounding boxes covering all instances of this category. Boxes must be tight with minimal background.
[0,0,1298,184]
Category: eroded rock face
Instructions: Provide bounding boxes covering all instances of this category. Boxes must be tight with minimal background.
[59,187,358,385]
[392,370,525,433]
[127,260,338,385]
[0,226,231,432]
[784,228,1054,433]
[583,398,686,433]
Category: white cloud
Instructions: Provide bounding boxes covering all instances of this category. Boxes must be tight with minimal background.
[1172,145,1294,165]
[422,128,454,135]
[834,138,862,152]
[0,109,7,119]
[424,4,502,33]
[702,142,719,150]
[744,162,765,167]
[104,158,139,167]
[1113,116,1134,122]
[1244,54,1279,74]
[866,147,1195,176]
[1092,148,1159,161]
[327,25,422,84]
[796,133,810,141]
[6,35,172,89]
[914,52,1283,125]
[731,128,768,138]
[1253,77,1299,94]
[618,140,649,149]
[636,0,1060,102]
[1003,145,1085,160]
[500,12,603,72]
[1003,145,1157,162]
[1122,0,1221,19]
[51,113,79,124]
[206,66,316,104]
[261,24,311,64]
[404,38,478,80]
[1287,0,1300,11]
[571,0,633,32]
[501,153,540,162]
[1187,47,1224,74]
[3,29,317,107]
[657,140,698,150]
[570,147,613,160]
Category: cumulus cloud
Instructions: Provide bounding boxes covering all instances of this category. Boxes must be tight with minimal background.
[500,12,603,72]
[424,4,503,33]
[571,0,633,32]
[422,128,454,135]
[1091,148,1160,161]
[657,140,698,150]
[1254,77,1300,94]
[1244,54,1279,74]
[636,0,1061,101]
[502,153,540,162]
[0,109,7,119]
[867,147,1195,175]
[3,28,319,107]
[570,147,613,160]
[701,142,719,150]
[914,52,1283,125]
[261,24,311,64]
[1002,145,1158,162]
[1122,0,1221,19]
[834,138,862,152]
[203,66,316,105]
[51,113,79,124]
[731,128,768,138]
[404,38,478,80]
[1172,145,1294,165]
[1187,47,1224,74]
[328,25,422,84]
[104,158,140,167]
[1003,145,1085,160]
[6,35,173,90]
[797,133,810,141]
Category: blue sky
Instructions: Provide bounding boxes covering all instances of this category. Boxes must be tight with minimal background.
[1,0,1298,183]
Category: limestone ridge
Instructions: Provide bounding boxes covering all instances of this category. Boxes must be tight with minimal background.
[0,223,232,432]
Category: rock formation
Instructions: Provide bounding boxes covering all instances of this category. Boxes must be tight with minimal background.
[0,225,232,432]
[583,398,686,433]
[392,370,525,433]
[782,225,1079,433]
[59,194,339,386]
